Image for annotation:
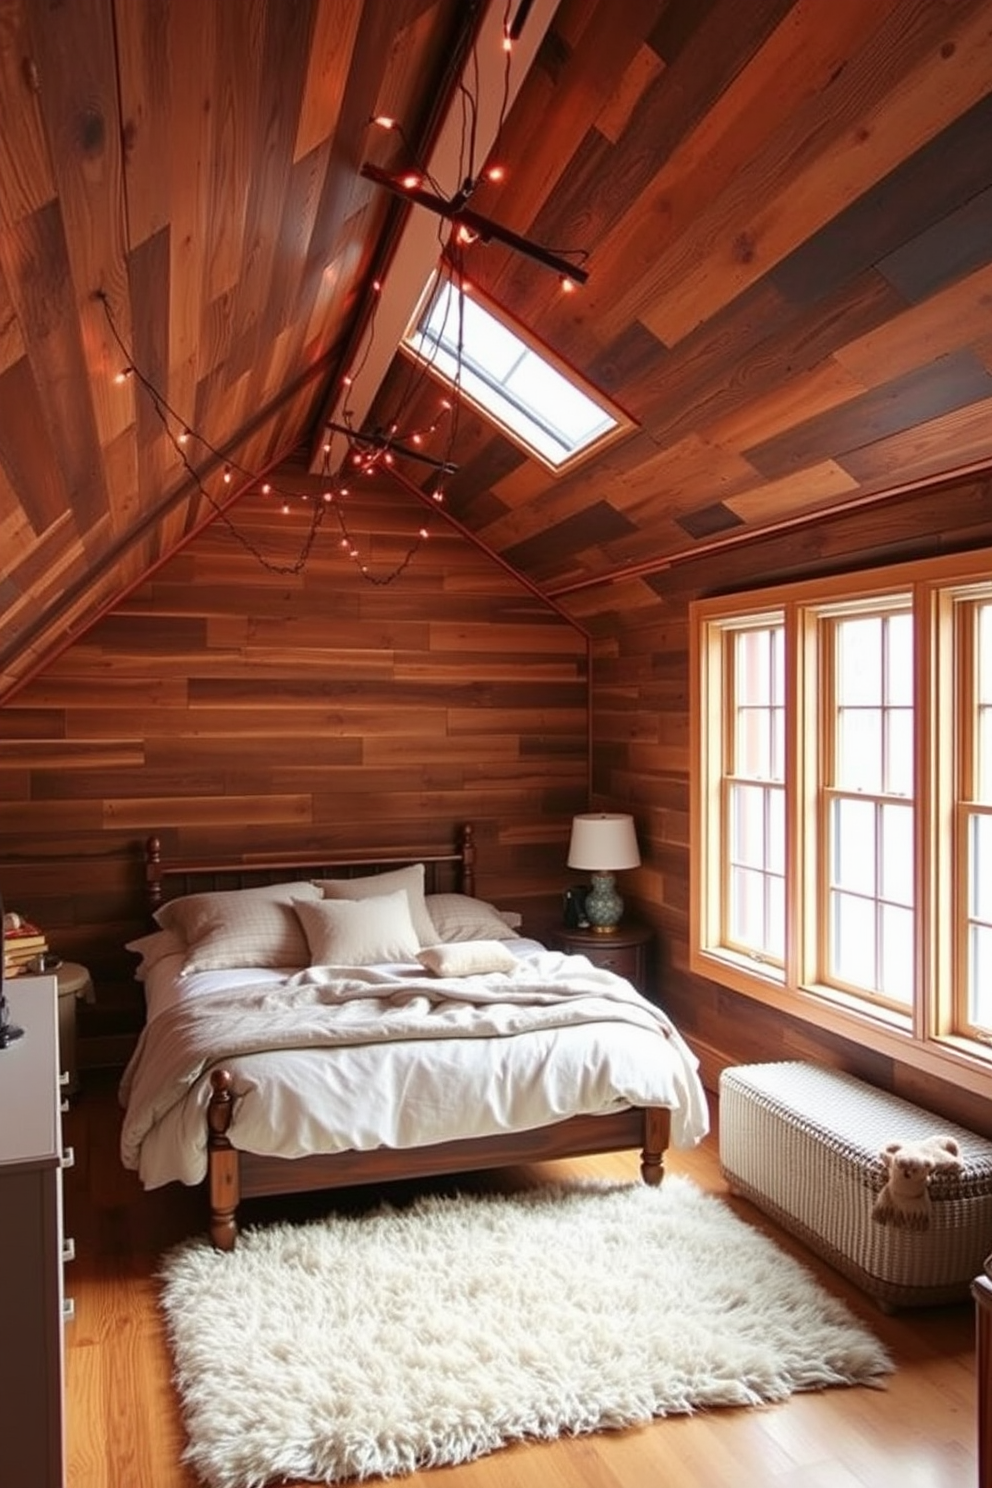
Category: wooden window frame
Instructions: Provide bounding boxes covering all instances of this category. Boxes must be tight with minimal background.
[690,548,992,1100]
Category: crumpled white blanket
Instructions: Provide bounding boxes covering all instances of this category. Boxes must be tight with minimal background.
[119,949,709,1184]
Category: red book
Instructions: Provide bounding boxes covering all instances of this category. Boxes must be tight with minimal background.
[3,926,47,950]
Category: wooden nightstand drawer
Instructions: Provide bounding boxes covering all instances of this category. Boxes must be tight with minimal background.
[582,941,640,980]
[549,922,654,997]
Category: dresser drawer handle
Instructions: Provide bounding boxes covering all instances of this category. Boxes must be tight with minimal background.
[61,1145,75,1170]
[62,1237,75,1264]
[63,1297,75,1324]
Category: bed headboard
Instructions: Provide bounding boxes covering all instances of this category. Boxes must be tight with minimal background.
[144,824,476,914]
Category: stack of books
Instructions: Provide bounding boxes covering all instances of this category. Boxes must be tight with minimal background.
[3,916,49,977]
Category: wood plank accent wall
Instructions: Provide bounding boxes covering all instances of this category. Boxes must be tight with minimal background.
[0,479,588,1013]
[575,467,992,1134]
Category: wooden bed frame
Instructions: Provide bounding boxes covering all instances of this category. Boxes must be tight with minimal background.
[143,823,671,1250]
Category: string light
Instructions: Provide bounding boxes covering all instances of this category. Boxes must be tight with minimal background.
[362,1,588,287]
[95,290,439,585]
[92,5,572,591]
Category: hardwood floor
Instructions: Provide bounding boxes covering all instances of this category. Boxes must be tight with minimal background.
[63,1072,979,1488]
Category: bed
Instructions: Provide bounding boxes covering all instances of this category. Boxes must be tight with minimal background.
[119,824,709,1249]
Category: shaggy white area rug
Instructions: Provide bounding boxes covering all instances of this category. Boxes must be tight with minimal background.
[158,1176,892,1488]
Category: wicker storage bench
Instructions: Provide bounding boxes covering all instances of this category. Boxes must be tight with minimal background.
[719,1061,992,1309]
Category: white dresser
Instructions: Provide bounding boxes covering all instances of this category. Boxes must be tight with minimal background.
[0,975,72,1488]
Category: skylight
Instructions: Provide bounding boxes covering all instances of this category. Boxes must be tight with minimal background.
[402,272,627,472]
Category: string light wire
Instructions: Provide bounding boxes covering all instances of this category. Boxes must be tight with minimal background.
[96,11,574,586]
[96,287,457,583]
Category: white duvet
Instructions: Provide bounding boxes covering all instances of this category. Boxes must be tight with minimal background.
[119,940,709,1188]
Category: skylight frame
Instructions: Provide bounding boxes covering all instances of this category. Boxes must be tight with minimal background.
[401,270,632,474]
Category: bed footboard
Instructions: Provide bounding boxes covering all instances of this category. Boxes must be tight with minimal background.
[205,1070,671,1250]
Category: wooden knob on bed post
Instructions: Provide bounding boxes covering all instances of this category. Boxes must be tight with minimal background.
[207,1069,240,1251]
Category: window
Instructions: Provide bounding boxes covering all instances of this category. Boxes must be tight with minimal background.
[724,622,785,964]
[959,594,992,1037]
[690,549,992,1093]
[823,606,914,1007]
[402,271,628,471]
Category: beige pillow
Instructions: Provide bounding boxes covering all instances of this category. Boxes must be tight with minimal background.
[423,893,519,943]
[314,864,437,948]
[125,928,186,981]
[295,891,420,966]
[417,940,519,977]
[154,881,320,973]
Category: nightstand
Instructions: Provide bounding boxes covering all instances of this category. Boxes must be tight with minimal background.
[55,961,92,1097]
[549,921,654,997]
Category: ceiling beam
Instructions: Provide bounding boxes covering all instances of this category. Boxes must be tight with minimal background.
[308,0,560,475]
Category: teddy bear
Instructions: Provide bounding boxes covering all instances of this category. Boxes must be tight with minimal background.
[872,1135,963,1230]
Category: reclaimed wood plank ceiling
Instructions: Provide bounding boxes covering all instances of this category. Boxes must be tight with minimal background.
[1,0,991,700]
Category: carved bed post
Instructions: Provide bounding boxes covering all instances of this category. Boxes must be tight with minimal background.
[640,1107,670,1186]
[460,822,476,898]
[207,1069,241,1250]
[146,835,164,915]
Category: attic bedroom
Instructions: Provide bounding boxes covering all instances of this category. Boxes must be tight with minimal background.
[2,2,992,1485]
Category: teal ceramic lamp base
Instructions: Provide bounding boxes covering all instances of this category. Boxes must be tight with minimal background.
[584,871,623,932]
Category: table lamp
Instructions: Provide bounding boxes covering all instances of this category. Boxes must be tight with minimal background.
[566,813,640,933]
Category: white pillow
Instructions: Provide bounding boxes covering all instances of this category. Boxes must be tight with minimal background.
[295,891,420,966]
[314,864,437,948]
[417,940,519,977]
[154,881,321,973]
[423,893,519,943]
[125,928,186,981]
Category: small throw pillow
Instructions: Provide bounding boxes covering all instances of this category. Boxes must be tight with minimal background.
[423,893,519,943]
[417,940,519,977]
[295,891,420,966]
[314,863,437,948]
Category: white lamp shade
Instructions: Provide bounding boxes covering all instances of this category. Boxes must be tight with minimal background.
[566,813,640,871]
